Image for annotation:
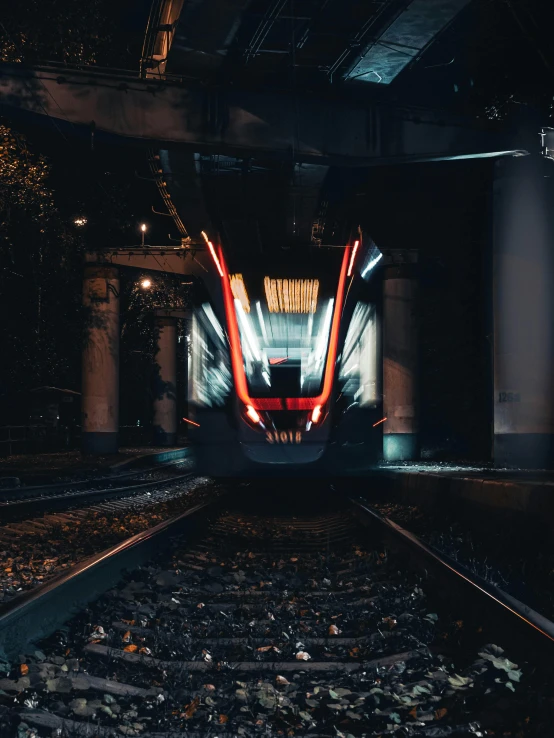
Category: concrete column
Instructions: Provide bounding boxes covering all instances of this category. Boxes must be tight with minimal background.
[493,156,554,467]
[383,252,419,461]
[82,265,119,454]
[153,314,177,446]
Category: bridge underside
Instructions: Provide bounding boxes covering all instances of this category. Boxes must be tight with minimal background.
[0,61,529,249]
[0,64,525,167]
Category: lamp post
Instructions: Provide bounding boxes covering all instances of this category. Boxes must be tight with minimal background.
[140,223,147,246]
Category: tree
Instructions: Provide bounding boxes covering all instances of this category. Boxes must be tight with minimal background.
[0,1,164,423]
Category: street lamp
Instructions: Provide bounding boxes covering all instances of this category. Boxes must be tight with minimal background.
[140,223,147,246]
[140,278,152,289]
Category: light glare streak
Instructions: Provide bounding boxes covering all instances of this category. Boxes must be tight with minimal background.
[361,252,383,279]
[347,240,360,276]
[256,301,269,343]
[207,241,224,277]
[315,299,335,365]
[264,278,319,313]
[230,274,250,313]
[202,303,225,343]
[182,417,200,427]
[235,300,261,361]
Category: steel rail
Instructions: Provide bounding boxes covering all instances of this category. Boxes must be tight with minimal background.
[350,497,554,661]
[0,498,218,661]
[0,459,189,501]
[0,470,197,522]
[0,449,192,499]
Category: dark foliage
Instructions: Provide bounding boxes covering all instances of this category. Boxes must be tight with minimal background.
[0,1,177,425]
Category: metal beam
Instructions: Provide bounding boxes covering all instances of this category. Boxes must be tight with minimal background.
[346,0,471,85]
[154,308,191,318]
[0,63,526,165]
[141,0,185,78]
[84,246,211,277]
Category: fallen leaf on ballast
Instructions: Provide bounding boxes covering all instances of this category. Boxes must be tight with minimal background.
[123,645,138,653]
[184,697,200,718]
[296,651,311,661]
[479,651,519,673]
[447,674,473,689]
[276,675,289,685]
[328,624,340,635]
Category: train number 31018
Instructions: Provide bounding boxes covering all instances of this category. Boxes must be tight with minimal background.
[266,431,302,444]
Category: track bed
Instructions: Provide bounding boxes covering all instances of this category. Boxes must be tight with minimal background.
[1,486,540,737]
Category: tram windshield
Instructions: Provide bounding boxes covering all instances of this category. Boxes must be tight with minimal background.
[228,251,345,398]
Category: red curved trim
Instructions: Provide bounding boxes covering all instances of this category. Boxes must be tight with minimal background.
[212,243,351,413]
[285,397,318,410]
[255,398,284,410]
[217,246,251,405]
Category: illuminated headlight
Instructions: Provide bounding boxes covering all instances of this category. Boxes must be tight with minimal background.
[311,405,323,424]
[245,405,261,425]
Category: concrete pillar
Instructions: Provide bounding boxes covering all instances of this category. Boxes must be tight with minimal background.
[383,252,419,461]
[493,156,554,467]
[82,265,119,454]
[153,314,177,446]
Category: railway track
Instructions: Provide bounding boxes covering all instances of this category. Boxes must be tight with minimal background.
[0,485,550,736]
[0,458,194,523]
[0,474,215,607]
[0,477,197,547]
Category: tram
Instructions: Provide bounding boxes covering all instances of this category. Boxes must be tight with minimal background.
[187,235,384,475]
